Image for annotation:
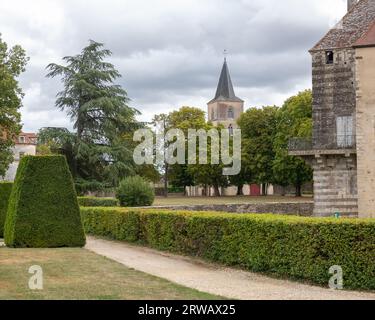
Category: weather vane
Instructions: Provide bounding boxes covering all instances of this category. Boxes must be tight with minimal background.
[224,49,228,60]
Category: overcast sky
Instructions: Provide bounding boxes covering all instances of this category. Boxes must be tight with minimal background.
[0,0,347,132]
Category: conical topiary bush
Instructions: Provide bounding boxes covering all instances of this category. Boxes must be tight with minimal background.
[0,182,13,238]
[4,155,86,248]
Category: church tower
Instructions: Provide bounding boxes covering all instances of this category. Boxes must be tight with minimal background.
[208,59,244,130]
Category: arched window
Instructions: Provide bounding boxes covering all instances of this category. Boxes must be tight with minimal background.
[211,110,215,120]
[228,107,234,119]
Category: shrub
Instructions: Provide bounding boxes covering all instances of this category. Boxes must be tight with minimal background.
[116,176,155,207]
[4,156,86,248]
[78,197,118,207]
[0,182,13,238]
[81,207,375,291]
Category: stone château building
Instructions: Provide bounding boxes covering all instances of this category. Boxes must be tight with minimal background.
[290,0,375,218]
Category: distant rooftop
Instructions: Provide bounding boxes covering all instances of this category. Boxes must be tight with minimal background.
[311,0,375,51]
[208,59,243,104]
[16,132,37,145]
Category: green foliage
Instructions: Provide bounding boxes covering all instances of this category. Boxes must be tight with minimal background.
[238,106,279,188]
[169,164,194,192]
[273,90,313,195]
[116,176,155,207]
[45,41,141,189]
[0,182,13,237]
[4,156,86,248]
[228,156,253,195]
[74,178,114,196]
[187,121,230,196]
[164,107,205,191]
[0,35,28,176]
[168,106,208,132]
[237,91,313,196]
[168,186,185,194]
[78,196,118,207]
[82,208,375,290]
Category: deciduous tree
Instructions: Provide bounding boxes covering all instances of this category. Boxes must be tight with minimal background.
[238,106,278,195]
[0,35,28,177]
[273,90,313,197]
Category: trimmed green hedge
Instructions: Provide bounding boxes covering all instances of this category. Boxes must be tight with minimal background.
[0,182,13,238]
[81,207,375,290]
[4,156,86,248]
[78,197,118,207]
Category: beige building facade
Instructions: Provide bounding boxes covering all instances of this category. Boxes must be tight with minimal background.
[1,132,37,182]
[355,24,375,218]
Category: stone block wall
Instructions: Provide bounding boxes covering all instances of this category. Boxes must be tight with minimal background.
[311,154,358,217]
[145,202,314,216]
[311,49,357,150]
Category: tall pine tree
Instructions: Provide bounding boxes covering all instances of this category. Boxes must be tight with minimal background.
[46,40,140,189]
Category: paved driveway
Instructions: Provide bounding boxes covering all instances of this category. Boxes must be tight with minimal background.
[86,236,375,300]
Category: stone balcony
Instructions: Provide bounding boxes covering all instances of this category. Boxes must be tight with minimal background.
[288,136,357,157]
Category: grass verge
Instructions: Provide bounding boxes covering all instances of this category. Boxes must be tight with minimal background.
[0,246,223,300]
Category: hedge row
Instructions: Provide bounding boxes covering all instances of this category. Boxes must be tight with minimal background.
[81,207,375,290]
[78,197,118,207]
[0,182,13,238]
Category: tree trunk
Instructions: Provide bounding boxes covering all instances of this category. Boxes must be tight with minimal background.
[213,185,221,197]
[164,163,169,198]
[202,185,207,197]
[237,184,244,196]
[296,183,302,197]
[262,184,267,196]
[281,186,286,197]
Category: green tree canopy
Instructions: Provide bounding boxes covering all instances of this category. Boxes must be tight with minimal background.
[272,90,313,196]
[45,40,141,189]
[238,106,279,194]
[168,107,206,193]
[0,35,28,177]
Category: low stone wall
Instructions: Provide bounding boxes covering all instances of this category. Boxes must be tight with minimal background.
[147,202,314,217]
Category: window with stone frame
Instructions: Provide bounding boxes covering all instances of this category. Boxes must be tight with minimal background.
[336,116,354,148]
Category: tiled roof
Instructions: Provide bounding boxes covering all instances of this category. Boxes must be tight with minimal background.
[354,20,375,47]
[311,0,375,51]
[16,132,37,145]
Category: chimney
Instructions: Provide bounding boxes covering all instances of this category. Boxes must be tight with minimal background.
[348,0,358,11]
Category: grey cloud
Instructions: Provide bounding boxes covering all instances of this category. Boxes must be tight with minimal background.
[0,0,347,132]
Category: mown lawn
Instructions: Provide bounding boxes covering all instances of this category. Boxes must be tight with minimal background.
[153,195,312,206]
[0,246,222,300]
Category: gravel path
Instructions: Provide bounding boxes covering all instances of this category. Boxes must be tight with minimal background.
[85,236,375,300]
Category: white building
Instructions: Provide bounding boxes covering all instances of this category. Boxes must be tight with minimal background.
[2,133,37,181]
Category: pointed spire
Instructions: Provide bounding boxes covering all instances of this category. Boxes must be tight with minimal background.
[209,59,243,104]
